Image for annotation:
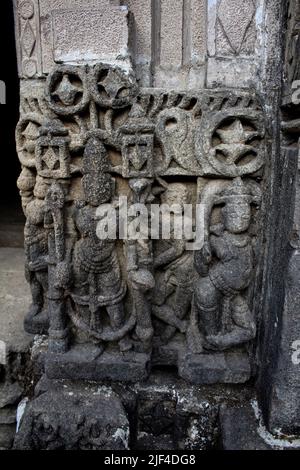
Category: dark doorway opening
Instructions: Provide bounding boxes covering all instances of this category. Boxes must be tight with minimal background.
[0,0,25,247]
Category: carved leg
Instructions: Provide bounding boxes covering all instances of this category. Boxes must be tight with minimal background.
[152,304,187,333]
[186,297,205,354]
[194,277,221,336]
[187,276,221,353]
[90,307,102,333]
[27,275,44,318]
[161,285,191,341]
[107,302,125,329]
[48,292,69,353]
[133,289,153,352]
[106,303,132,352]
[206,295,256,350]
[48,252,69,354]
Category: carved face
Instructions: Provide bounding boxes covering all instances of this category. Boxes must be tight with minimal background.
[161,184,189,209]
[223,202,251,233]
[34,176,49,199]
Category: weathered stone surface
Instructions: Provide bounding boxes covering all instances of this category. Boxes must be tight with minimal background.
[125,0,152,85]
[0,424,16,449]
[178,351,251,385]
[220,405,271,450]
[160,0,183,68]
[0,407,17,425]
[14,1,131,78]
[0,383,23,409]
[10,0,300,450]
[45,348,150,383]
[14,59,265,385]
[216,0,257,56]
[14,383,129,450]
[256,0,300,440]
[51,8,130,68]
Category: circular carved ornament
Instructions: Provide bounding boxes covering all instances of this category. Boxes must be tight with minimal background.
[197,109,266,177]
[46,66,90,116]
[22,58,37,78]
[20,0,34,20]
[89,64,138,109]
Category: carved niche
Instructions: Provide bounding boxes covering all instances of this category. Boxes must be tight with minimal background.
[16,63,266,384]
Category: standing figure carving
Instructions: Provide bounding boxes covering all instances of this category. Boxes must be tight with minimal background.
[189,178,259,353]
[70,137,131,353]
[24,177,50,333]
[152,182,195,342]
[126,178,155,352]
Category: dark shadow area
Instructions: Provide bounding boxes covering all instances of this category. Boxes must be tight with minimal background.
[0,0,25,247]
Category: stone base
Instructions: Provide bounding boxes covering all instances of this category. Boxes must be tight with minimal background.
[220,404,300,450]
[178,351,251,384]
[14,380,130,450]
[45,344,151,383]
[220,405,270,450]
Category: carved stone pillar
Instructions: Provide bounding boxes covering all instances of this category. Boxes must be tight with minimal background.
[257,0,300,436]
[12,0,300,450]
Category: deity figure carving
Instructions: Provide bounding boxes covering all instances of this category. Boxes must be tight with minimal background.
[70,137,132,353]
[23,176,50,333]
[188,177,260,353]
[45,182,71,353]
[14,60,266,383]
[152,182,195,342]
[126,178,155,352]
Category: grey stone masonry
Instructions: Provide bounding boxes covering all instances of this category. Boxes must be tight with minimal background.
[10,0,300,450]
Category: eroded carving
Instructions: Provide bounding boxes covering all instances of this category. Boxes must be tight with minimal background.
[198,110,265,177]
[16,63,266,384]
[188,178,260,353]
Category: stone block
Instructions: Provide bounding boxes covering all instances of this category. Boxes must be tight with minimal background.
[207,57,258,88]
[267,250,300,435]
[160,0,183,68]
[0,408,17,425]
[175,393,219,450]
[45,345,150,383]
[0,383,23,409]
[51,8,130,67]
[14,384,129,450]
[208,0,258,58]
[0,424,16,449]
[35,0,131,73]
[220,405,271,450]
[178,351,251,384]
[126,0,152,85]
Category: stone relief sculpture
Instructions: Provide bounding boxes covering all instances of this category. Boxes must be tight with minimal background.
[23,177,49,334]
[126,178,155,353]
[10,0,300,452]
[15,62,266,384]
[152,182,194,342]
[69,138,131,354]
[188,177,260,354]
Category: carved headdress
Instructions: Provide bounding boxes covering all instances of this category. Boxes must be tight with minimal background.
[217,177,254,205]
